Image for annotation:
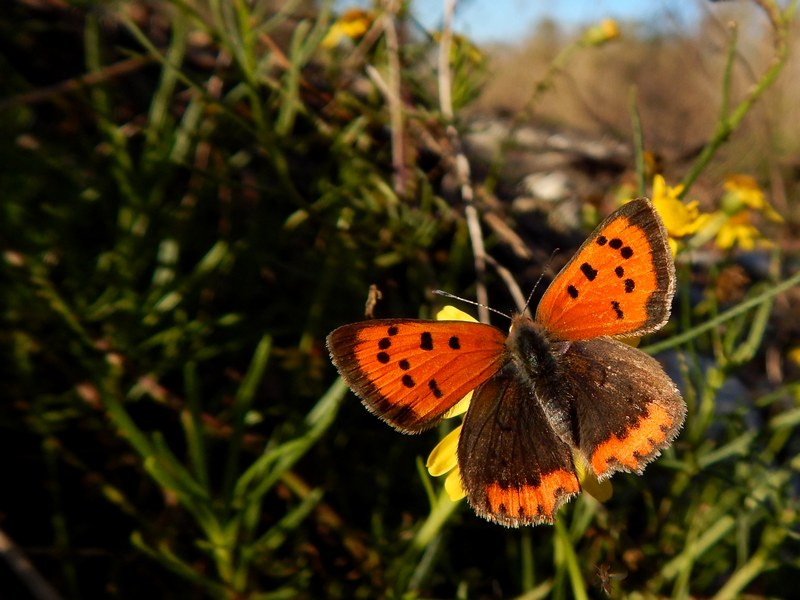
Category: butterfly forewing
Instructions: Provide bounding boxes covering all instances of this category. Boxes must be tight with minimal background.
[536,198,675,341]
[327,319,507,433]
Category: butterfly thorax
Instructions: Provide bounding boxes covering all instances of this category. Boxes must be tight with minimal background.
[505,314,575,444]
[505,315,564,382]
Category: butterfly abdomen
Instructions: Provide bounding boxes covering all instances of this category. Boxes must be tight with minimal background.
[504,314,577,445]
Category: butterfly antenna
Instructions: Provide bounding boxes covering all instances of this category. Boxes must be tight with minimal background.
[523,248,560,314]
[433,290,511,321]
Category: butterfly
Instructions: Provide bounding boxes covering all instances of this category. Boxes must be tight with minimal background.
[327,198,686,527]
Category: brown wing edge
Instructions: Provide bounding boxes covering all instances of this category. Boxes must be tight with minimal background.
[619,197,676,336]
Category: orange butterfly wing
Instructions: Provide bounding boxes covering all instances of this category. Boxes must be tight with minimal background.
[535,198,675,341]
[327,319,506,433]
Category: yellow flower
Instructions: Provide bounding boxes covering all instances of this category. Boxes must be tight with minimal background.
[321,9,374,48]
[713,211,764,251]
[425,306,474,501]
[581,19,621,47]
[646,175,711,255]
[425,306,612,504]
[431,31,485,67]
[690,175,783,251]
[574,452,612,502]
[427,425,466,501]
[787,347,800,367]
[722,174,783,223]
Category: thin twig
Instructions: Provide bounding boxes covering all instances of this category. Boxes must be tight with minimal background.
[0,56,153,112]
[0,529,63,600]
[343,11,386,71]
[439,0,489,323]
[365,65,391,98]
[382,0,407,196]
[484,254,528,315]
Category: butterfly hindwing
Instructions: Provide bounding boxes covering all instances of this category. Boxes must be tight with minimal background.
[327,319,506,433]
[536,198,675,341]
[458,361,581,527]
[555,337,686,478]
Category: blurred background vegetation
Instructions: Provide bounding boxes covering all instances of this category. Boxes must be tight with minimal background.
[1,0,800,598]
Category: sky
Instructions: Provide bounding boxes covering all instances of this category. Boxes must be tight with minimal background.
[336,0,718,44]
[410,0,707,43]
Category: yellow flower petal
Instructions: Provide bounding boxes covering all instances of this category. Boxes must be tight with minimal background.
[652,174,684,203]
[763,204,785,223]
[436,305,477,322]
[573,451,613,502]
[667,237,678,257]
[787,347,800,367]
[652,196,705,237]
[321,9,373,48]
[434,305,477,418]
[617,336,641,348]
[647,174,713,255]
[443,390,472,418]
[652,174,666,199]
[444,466,467,501]
[724,174,764,208]
[426,426,461,476]
[714,212,767,251]
[722,174,784,222]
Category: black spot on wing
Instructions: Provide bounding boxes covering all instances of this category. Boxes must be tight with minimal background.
[428,379,443,398]
[580,263,598,281]
[420,332,433,350]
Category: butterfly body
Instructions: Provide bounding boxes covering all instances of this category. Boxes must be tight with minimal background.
[327,198,686,527]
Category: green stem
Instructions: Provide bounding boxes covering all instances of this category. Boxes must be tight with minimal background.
[645,269,800,355]
[554,519,588,600]
[629,86,646,197]
[679,1,795,196]
[410,490,459,552]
